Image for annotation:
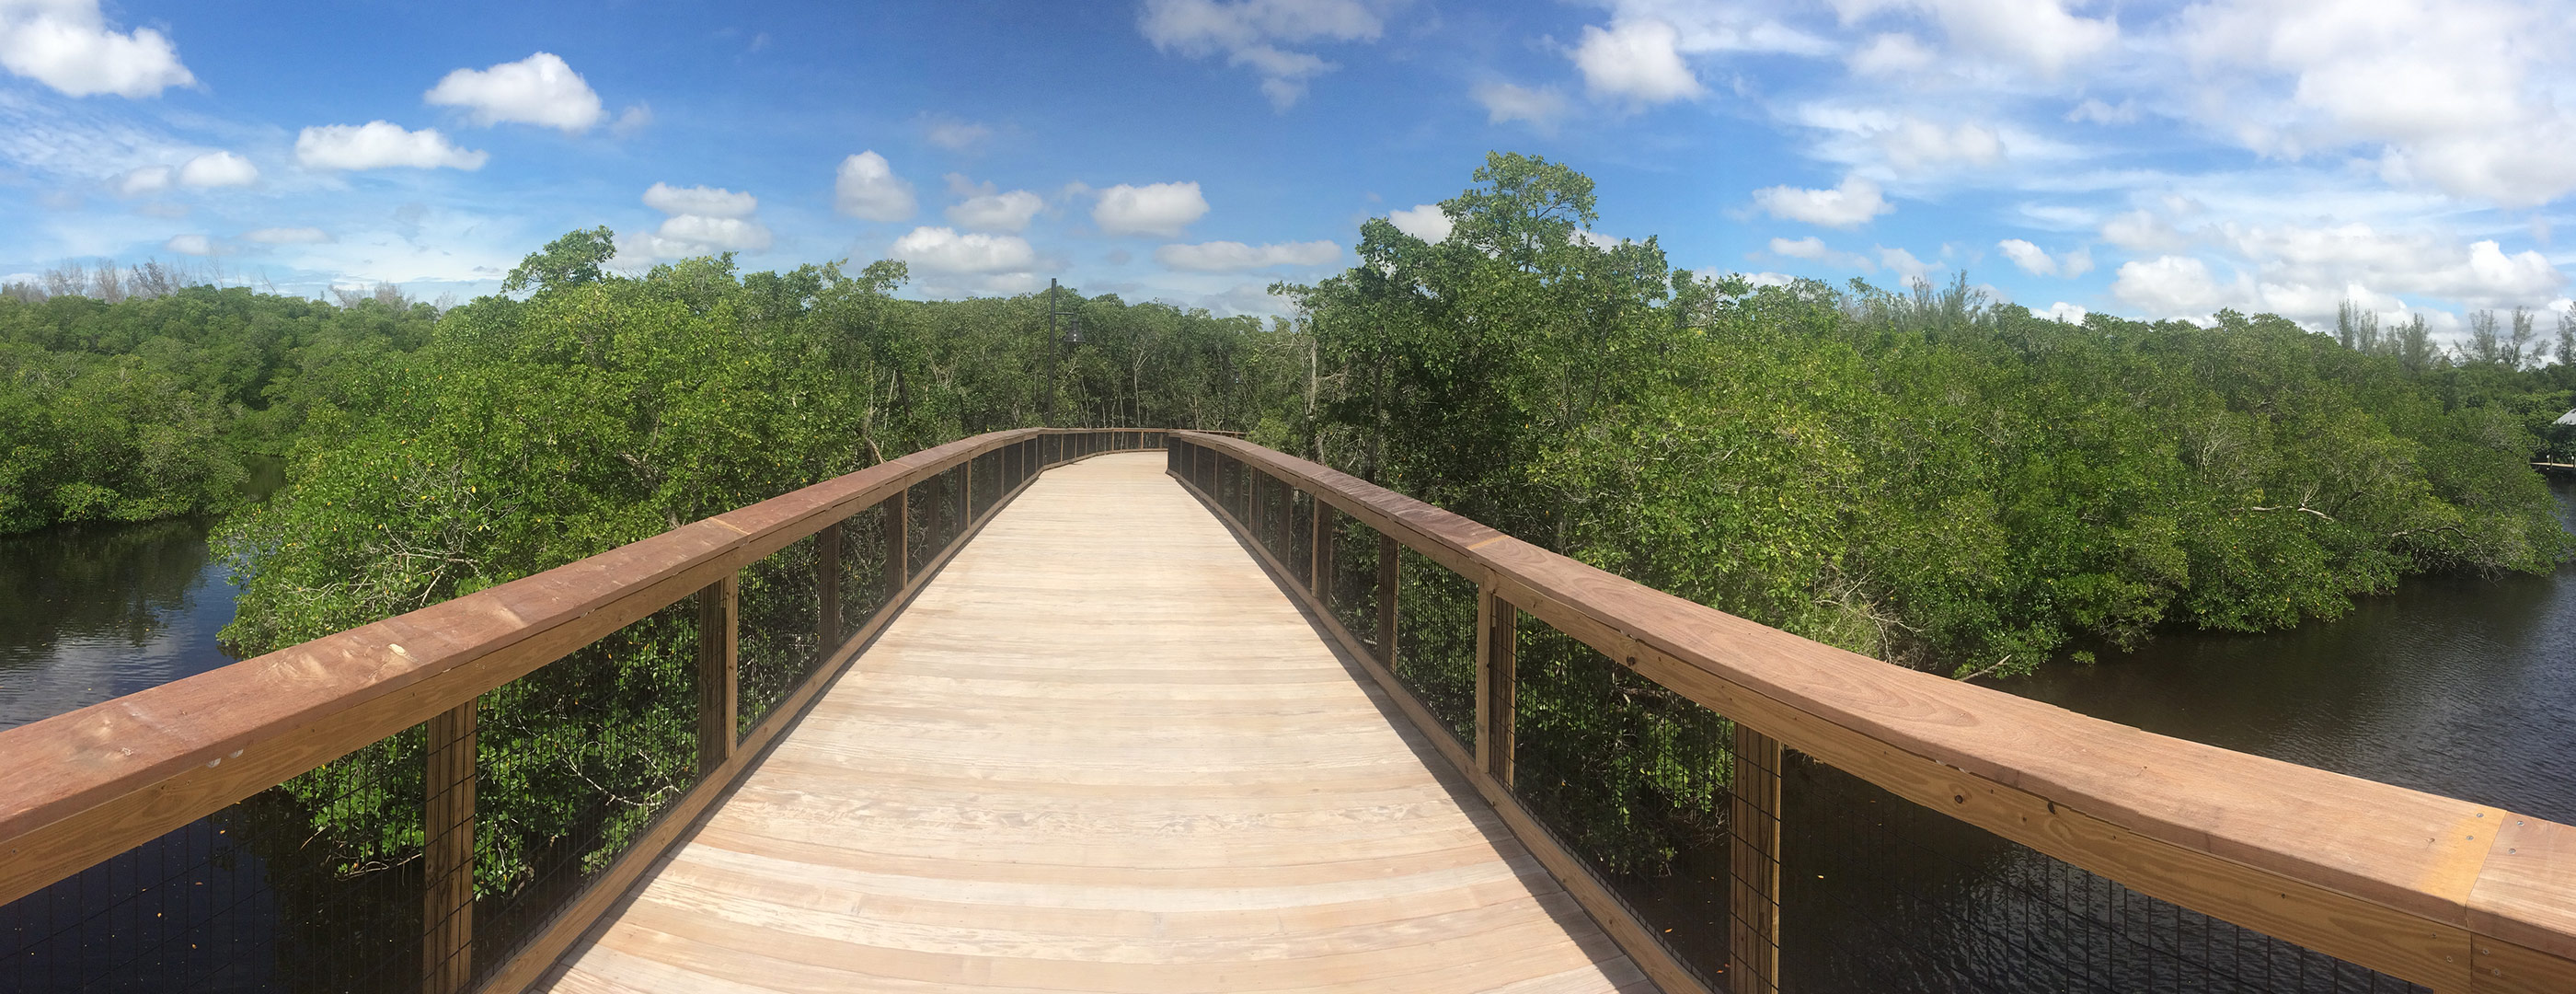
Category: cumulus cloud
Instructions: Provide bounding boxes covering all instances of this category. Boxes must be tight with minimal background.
[423,52,604,133]
[242,226,329,244]
[626,183,771,259]
[1879,245,1938,281]
[1137,0,1389,109]
[1154,239,1340,272]
[642,182,756,219]
[1996,238,2089,277]
[1093,181,1209,237]
[942,176,1043,233]
[1386,203,1452,242]
[178,150,256,188]
[296,122,489,170]
[1570,18,1704,104]
[2111,255,2225,318]
[0,0,194,98]
[890,225,1037,274]
[1833,0,2115,76]
[1474,82,1568,132]
[1846,32,1935,76]
[162,233,211,256]
[1770,235,1873,270]
[2044,301,2088,323]
[834,151,916,223]
[1752,175,1892,228]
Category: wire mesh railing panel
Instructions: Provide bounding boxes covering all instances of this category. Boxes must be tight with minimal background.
[0,729,430,993]
[466,599,698,987]
[1777,757,2431,994]
[836,502,891,642]
[904,474,939,584]
[735,535,821,735]
[1326,510,1380,650]
[1393,547,1477,748]
[1511,619,1735,987]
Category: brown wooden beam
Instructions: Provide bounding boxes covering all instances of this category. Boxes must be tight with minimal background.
[696,576,737,775]
[422,699,476,994]
[1730,724,1784,994]
[1477,590,1516,788]
[816,522,842,661]
[1375,533,1398,667]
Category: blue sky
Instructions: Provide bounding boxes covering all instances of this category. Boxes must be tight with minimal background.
[1,0,2570,335]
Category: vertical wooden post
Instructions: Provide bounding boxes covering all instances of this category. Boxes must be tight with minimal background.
[1730,725,1785,994]
[885,491,908,598]
[696,575,738,774]
[422,699,477,994]
[964,451,976,525]
[1312,502,1332,608]
[816,521,842,657]
[1375,533,1397,666]
[1475,590,1517,787]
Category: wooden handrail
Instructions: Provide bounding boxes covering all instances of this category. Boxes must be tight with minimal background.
[0,428,1140,911]
[1169,432,2576,994]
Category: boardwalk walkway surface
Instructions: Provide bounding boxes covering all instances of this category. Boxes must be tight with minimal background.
[542,452,1647,993]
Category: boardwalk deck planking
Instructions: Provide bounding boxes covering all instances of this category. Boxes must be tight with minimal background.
[543,453,1642,993]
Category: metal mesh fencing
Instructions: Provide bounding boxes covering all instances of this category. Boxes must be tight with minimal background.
[1392,547,1478,748]
[1779,757,2430,994]
[836,502,892,644]
[464,598,699,987]
[735,535,821,735]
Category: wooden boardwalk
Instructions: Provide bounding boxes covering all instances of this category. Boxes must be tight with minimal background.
[543,452,1647,993]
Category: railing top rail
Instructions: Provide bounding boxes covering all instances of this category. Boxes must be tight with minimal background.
[1170,430,2576,971]
[0,427,1142,905]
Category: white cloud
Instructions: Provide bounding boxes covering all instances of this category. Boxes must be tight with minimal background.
[162,233,210,256]
[1770,235,1872,270]
[834,151,916,223]
[1998,238,2053,275]
[1570,18,1704,104]
[1474,82,1568,132]
[1879,245,1938,281]
[2102,209,2191,252]
[117,165,170,196]
[1753,174,1892,228]
[0,0,193,98]
[610,103,653,137]
[890,225,1037,274]
[1846,32,1935,76]
[1155,239,1340,272]
[926,117,994,152]
[2066,98,2135,125]
[177,150,256,188]
[2112,255,2225,318]
[1833,0,2116,76]
[942,177,1043,233]
[242,226,329,244]
[1093,181,1209,237]
[423,52,604,133]
[2044,301,2088,323]
[627,182,771,259]
[1878,119,2001,171]
[1386,203,1453,242]
[295,122,488,170]
[1138,0,1387,109]
[642,182,756,219]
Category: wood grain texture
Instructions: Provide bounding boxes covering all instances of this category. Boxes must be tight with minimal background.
[1167,432,2576,994]
[542,453,1640,994]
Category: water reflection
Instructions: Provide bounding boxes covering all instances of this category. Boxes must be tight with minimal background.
[0,517,247,731]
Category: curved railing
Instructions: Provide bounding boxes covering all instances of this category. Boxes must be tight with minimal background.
[1165,432,2576,994]
[0,428,1167,994]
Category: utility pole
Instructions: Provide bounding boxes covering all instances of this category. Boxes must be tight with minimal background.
[1042,278,1081,426]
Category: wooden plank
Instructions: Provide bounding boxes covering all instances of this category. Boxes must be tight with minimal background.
[424,700,477,994]
[884,490,907,603]
[2469,815,2576,963]
[1167,463,1706,994]
[815,523,841,667]
[1167,431,2576,990]
[1479,591,1516,788]
[539,454,1642,994]
[1377,533,1398,666]
[1726,724,1781,994]
[695,577,739,775]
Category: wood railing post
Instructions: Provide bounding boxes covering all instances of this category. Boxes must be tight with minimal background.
[1312,502,1332,607]
[696,576,738,777]
[1375,533,1398,665]
[422,699,477,994]
[886,490,909,595]
[816,521,841,657]
[1730,725,1785,994]
[1476,589,1516,787]
[964,451,975,524]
